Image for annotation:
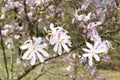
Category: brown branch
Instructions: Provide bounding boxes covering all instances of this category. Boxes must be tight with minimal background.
[14,53,67,80]
[0,27,9,80]
[101,28,120,35]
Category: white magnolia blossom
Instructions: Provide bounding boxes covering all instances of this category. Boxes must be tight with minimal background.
[47,23,68,45]
[53,33,71,55]
[82,42,106,66]
[47,23,71,55]
[20,37,49,65]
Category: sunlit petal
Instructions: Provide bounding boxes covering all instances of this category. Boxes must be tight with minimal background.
[88,55,93,66]
[30,54,36,65]
[94,54,100,61]
[62,44,70,52]
[36,52,44,62]
[58,45,62,55]
[82,48,90,52]
[54,44,58,52]
[22,50,30,59]
[86,42,93,49]
[38,50,49,57]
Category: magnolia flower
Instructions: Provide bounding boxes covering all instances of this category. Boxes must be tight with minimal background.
[87,22,102,30]
[46,23,58,45]
[5,38,13,49]
[102,40,112,53]
[1,29,9,36]
[80,0,89,10]
[74,10,91,22]
[14,35,20,39]
[46,23,71,55]
[53,33,71,55]
[47,23,68,45]
[87,29,101,42]
[20,37,49,65]
[82,42,106,66]
[87,21,102,42]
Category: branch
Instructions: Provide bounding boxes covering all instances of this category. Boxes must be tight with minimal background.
[0,27,9,80]
[14,53,67,80]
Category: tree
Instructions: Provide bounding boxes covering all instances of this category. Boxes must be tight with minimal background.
[0,0,120,80]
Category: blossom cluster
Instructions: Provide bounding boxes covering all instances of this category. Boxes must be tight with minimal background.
[46,23,72,55]
[73,1,112,66]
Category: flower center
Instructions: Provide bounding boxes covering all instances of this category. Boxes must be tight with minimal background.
[58,40,62,44]
[32,46,37,51]
[91,50,95,55]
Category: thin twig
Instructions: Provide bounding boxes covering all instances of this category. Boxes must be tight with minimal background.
[0,27,9,80]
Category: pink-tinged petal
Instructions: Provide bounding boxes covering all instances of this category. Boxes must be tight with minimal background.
[22,50,30,59]
[50,36,57,45]
[30,54,36,65]
[58,45,62,55]
[88,55,93,66]
[82,48,90,52]
[86,42,93,49]
[94,54,100,61]
[88,22,101,29]
[38,49,49,57]
[36,52,44,62]
[54,44,58,52]
[62,44,70,53]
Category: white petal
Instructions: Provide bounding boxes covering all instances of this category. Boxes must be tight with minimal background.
[95,49,104,54]
[38,49,49,57]
[50,23,54,30]
[62,44,70,53]
[82,48,90,52]
[86,42,93,49]
[26,52,33,60]
[88,55,93,66]
[33,37,42,44]
[94,54,100,61]
[30,54,36,65]
[38,43,47,49]
[24,39,32,45]
[36,52,44,62]
[54,44,58,52]
[22,50,30,59]
[20,44,28,50]
[94,41,99,49]
[58,45,62,55]
[82,53,90,57]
